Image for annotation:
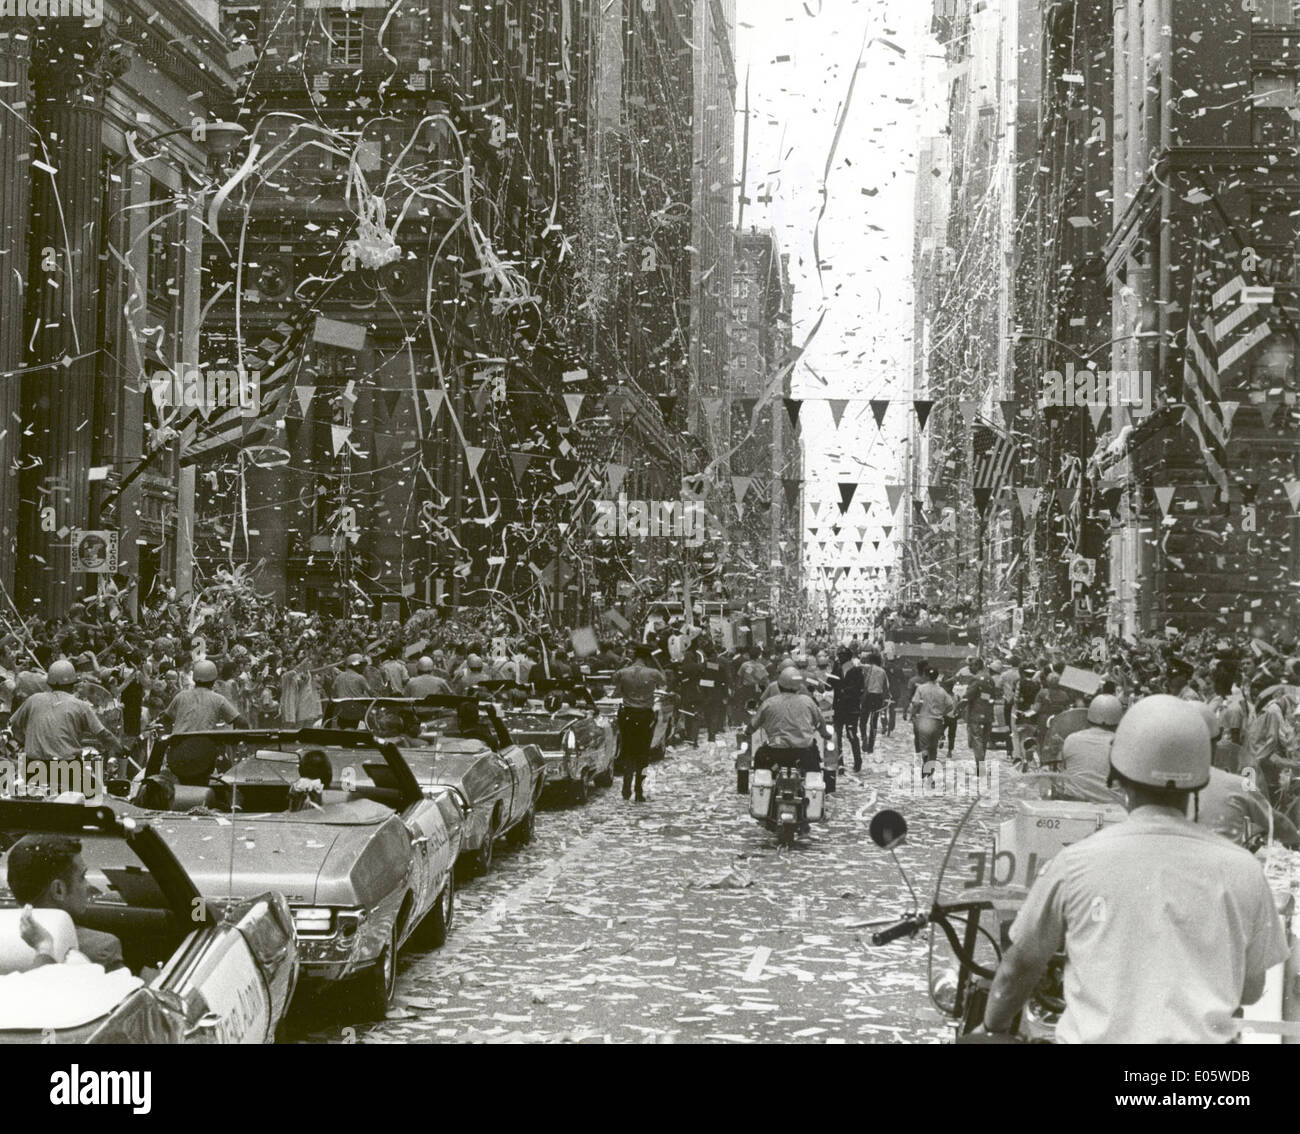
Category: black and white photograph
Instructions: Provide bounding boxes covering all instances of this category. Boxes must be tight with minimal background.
[0,0,1297,1092]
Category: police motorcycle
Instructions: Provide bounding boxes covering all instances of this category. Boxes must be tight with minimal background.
[864,804,1065,1042]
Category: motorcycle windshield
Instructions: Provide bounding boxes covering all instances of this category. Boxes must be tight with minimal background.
[925,782,1023,1022]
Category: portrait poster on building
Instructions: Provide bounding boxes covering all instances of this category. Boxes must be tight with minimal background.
[70,529,118,573]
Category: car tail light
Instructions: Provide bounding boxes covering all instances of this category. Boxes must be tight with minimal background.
[336,908,366,937]
[292,907,336,934]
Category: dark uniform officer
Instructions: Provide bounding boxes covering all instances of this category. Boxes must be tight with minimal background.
[613,644,665,801]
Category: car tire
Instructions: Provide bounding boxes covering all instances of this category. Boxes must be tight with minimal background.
[574,768,593,804]
[736,770,749,793]
[474,816,497,875]
[595,763,614,788]
[508,806,536,846]
[411,875,455,949]
[357,925,398,1019]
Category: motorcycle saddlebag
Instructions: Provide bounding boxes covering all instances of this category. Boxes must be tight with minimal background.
[804,771,825,821]
[749,768,774,819]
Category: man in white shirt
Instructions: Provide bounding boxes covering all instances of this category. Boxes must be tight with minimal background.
[983,695,1288,1043]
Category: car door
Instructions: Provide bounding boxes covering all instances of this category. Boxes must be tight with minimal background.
[399,796,447,919]
[492,749,523,827]
[154,913,281,1044]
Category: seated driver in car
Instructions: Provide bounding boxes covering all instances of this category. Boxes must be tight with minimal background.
[7,835,125,972]
[456,702,500,750]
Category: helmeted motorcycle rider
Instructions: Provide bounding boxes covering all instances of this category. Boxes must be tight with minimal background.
[9,660,124,787]
[752,667,827,775]
[983,695,1289,1043]
[1054,693,1123,803]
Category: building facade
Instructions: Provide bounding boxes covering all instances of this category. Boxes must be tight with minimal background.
[915,0,1298,640]
[728,227,799,614]
[0,0,236,618]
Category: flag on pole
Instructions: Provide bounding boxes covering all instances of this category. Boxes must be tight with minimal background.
[1181,214,1272,491]
[971,423,1016,512]
[182,319,308,464]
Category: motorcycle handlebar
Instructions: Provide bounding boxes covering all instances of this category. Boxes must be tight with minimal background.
[871,913,928,945]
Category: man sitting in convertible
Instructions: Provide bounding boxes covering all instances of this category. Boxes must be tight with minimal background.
[8,835,125,971]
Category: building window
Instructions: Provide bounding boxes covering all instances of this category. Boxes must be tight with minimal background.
[1251,73,1299,145]
[327,9,364,66]
[220,4,260,47]
[1251,0,1297,24]
[147,180,177,307]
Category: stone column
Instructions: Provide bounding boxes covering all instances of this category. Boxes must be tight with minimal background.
[17,29,126,616]
[0,28,32,602]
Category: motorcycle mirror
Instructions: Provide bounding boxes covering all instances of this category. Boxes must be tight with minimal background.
[869,809,908,850]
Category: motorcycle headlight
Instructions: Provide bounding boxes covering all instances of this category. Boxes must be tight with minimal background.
[930,967,960,1016]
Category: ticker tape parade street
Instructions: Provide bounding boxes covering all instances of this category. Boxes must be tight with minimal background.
[0,0,1297,1073]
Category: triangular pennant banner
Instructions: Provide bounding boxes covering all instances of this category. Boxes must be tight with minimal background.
[606,462,628,495]
[784,397,802,428]
[1221,402,1240,435]
[465,445,486,479]
[828,399,848,428]
[657,394,677,420]
[423,388,445,423]
[999,400,1018,430]
[838,482,857,514]
[471,381,493,417]
[913,399,934,431]
[702,397,724,426]
[379,389,401,421]
[331,424,352,454]
[958,400,978,429]
[731,475,753,503]
[734,397,757,420]
[881,526,892,539]
[1284,481,1300,515]
[1088,400,1107,430]
[885,484,905,514]
[563,393,585,424]
[509,452,533,484]
[869,399,889,428]
[295,385,316,416]
[1194,484,1219,512]
[1154,486,1176,515]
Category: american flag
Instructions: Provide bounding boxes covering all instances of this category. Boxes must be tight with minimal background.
[1181,214,1273,491]
[181,319,308,465]
[971,422,1016,495]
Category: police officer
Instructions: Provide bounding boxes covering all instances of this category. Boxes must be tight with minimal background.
[752,667,828,775]
[613,644,665,801]
[407,656,453,698]
[332,654,371,699]
[1055,693,1123,802]
[963,658,997,769]
[161,660,248,734]
[9,660,123,788]
[983,695,1289,1043]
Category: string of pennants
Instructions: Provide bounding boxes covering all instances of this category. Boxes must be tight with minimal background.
[773,395,1295,435]
[880,478,1300,522]
[771,397,938,431]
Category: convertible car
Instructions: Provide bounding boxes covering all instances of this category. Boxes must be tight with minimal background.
[323,696,546,876]
[130,728,461,1018]
[495,686,616,803]
[0,800,297,1043]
